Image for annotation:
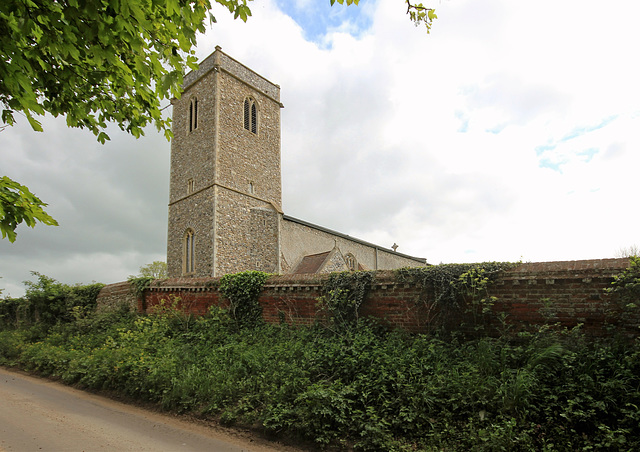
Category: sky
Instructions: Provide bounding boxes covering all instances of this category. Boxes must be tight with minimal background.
[2,0,639,296]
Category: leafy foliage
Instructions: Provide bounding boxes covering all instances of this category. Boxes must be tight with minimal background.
[318,271,374,332]
[0,296,23,328]
[127,275,155,300]
[396,262,516,333]
[0,0,252,140]
[405,1,437,32]
[137,261,168,279]
[0,176,58,242]
[331,0,438,32]
[607,255,640,311]
[2,309,640,451]
[12,264,640,450]
[397,262,514,307]
[218,270,270,329]
[1,272,104,329]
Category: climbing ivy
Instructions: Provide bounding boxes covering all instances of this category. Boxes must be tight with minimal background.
[127,276,154,299]
[396,262,517,333]
[396,262,515,306]
[319,271,375,332]
[218,271,270,329]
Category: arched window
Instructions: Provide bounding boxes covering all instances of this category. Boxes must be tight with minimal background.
[251,102,257,134]
[345,253,357,271]
[183,229,195,275]
[189,97,198,132]
[243,97,257,134]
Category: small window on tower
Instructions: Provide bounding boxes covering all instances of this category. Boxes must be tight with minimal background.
[187,178,195,194]
[243,97,257,134]
[251,103,257,134]
[183,229,195,275]
[189,97,198,132]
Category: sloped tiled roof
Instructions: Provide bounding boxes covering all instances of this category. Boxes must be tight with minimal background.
[291,251,331,274]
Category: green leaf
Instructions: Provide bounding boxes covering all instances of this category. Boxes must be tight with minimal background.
[0,176,58,242]
[26,114,43,132]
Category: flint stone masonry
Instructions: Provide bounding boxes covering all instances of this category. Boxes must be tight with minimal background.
[95,281,137,312]
[167,47,425,279]
[97,258,639,337]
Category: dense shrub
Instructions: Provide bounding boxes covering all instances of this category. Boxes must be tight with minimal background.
[17,272,105,326]
[2,270,640,450]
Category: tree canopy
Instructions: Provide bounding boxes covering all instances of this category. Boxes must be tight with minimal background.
[0,0,252,240]
[1,0,252,141]
[138,261,168,279]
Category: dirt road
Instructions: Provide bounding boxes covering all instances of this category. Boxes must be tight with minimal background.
[0,367,302,451]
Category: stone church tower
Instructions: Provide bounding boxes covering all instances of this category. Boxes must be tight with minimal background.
[167,47,283,278]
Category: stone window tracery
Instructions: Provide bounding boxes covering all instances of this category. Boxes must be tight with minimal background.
[345,253,357,271]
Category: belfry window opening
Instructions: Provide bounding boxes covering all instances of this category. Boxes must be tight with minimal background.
[189,97,198,132]
[243,97,257,134]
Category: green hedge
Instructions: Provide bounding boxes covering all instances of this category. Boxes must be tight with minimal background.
[2,270,639,450]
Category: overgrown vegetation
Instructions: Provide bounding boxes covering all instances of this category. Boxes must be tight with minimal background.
[218,270,270,329]
[396,262,517,334]
[2,267,640,451]
[318,271,375,333]
[127,275,155,300]
[0,272,104,329]
[608,255,640,310]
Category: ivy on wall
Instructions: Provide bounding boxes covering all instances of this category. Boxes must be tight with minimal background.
[396,262,515,306]
[128,276,155,299]
[218,271,270,329]
[396,262,517,332]
[319,271,375,332]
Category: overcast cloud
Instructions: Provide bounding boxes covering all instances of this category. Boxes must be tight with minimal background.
[2,0,639,296]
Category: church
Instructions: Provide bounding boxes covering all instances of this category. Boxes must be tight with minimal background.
[166,47,426,278]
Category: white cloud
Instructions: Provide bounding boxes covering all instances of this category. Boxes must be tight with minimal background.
[2,0,639,296]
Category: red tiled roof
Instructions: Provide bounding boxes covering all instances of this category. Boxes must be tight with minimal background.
[291,251,331,274]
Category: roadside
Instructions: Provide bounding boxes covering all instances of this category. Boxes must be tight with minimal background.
[0,367,307,452]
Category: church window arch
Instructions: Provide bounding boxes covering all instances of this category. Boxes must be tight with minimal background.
[243,97,258,134]
[189,97,198,132]
[183,229,195,275]
[345,253,357,271]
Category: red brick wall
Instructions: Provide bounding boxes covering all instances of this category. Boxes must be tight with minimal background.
[97,258,638,336]
[489,258,637,336]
